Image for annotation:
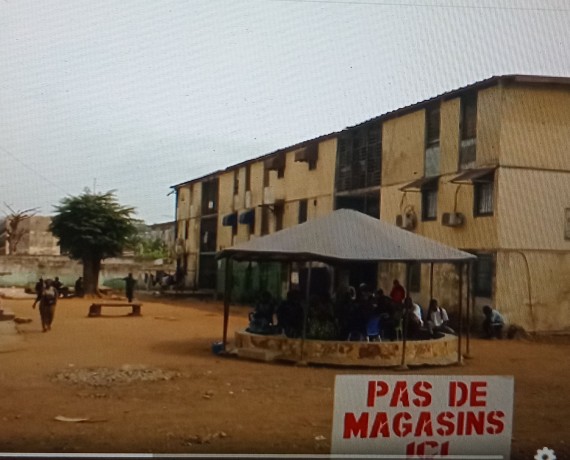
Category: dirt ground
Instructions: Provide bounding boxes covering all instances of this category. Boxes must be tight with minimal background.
[0,294,568,459]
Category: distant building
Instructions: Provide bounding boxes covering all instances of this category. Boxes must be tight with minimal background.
[148,221,176,253]
[0,216,60,256]
[172,75,570,332]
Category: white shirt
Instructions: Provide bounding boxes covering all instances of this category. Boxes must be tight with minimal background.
[412,303,424,326]
[429,307,449,327]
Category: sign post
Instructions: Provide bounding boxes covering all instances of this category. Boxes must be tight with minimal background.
[332,375,514,459]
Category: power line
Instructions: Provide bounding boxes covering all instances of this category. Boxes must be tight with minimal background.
[0,145,72,197]
[266,0,570,12]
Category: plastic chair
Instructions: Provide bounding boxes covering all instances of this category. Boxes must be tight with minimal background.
[347,331,365,341]
[366,315,381,342]
[394,318,404,341]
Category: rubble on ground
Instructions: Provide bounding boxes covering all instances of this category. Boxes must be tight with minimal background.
[52,364,181,387]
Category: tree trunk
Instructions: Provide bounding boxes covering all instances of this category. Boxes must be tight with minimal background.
[83,257,101,296]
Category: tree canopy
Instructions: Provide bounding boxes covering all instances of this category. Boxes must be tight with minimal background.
[50,190,138,294]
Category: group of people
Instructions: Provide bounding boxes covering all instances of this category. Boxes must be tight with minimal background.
[246,279,457,342]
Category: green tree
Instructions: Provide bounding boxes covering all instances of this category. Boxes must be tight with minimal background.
[50,190,138,295]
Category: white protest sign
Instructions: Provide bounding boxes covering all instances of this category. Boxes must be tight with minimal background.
[331,375,514,459]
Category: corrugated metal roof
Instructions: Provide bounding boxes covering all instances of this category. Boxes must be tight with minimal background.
[451,167,496,183]
[218,209,476,263]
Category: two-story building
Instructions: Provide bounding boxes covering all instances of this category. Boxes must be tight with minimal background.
[377,75,570,332]
[173,74,570,332]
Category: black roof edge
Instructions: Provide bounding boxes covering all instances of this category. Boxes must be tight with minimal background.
[172,74,570,190]
[347,74,570,131]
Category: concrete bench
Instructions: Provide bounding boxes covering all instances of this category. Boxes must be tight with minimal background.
[88,303,142,317]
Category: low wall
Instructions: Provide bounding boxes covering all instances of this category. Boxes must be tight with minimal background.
[0,255,173,288]
[234,329,458,367]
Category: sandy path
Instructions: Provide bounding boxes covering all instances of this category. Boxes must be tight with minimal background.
[0,295,568,458]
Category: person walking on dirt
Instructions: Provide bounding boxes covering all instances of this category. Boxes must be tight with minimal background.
[37,279,58,332]
[124,273,136,303]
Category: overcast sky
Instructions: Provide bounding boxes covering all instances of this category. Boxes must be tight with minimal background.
[1,0,569,224]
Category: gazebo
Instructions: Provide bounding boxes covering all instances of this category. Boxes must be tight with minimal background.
[217,209,476,368]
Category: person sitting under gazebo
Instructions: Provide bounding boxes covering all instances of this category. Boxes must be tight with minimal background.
[307,294,337,340]
[247,291,277,335]
[482,305,505,339]
[404,296,424,339]
[426,298,455,336]
[276,289,303,338]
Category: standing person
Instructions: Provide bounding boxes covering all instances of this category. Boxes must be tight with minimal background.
[123,273,136,303]
[390,279,406,304]
[426,298,455,336]
[53,277,63,295]
[38,279,58,332]
[32,277,44,309]
[74,277,84,298]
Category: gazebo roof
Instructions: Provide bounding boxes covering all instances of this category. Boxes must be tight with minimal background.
[217,209,476,264]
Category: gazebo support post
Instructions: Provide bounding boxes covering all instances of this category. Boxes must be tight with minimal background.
[398,262,411,371]
[222,257,233,351]
[457,262,464,366]
[464,261,473,359]
[299,260,312,365]
[429,263,434,300]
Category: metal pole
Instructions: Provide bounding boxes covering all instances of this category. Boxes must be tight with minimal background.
[457,262,464,365]
[399,262,411,370]
[465,261,473,359]
[222,258,233,350]
[429,263,434,300]
[300,261,312,364]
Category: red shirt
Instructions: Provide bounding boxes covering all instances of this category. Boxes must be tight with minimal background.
[390,284,406,304]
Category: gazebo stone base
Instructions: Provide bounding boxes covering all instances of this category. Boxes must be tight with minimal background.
[234,329,458,367]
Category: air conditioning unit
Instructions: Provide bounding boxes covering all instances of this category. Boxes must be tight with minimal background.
[442,212,465,227]
[245,191,252,208]
[263,186,275,205]
[396,212,416,230]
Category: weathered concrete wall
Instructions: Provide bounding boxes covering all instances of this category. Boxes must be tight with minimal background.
[0,216,60,256]
[499,83,570,170]
[0,255,158,288]
[234,329,458,367]
[495,251,570,332]
[497,168,570,251]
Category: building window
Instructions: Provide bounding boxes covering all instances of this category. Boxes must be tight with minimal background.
[459,93,477,170]
[245,165,251,192]
[277,163,285,179]
[261,206,270,236]
[199,216,217,253]
[336,125,382,192]
[474,173,494,216]
[201,179,218,215]
[275,202,284,231]
[425,104,440,177]
[185,220,190,240]
[407,262,421,293]
[308,157,317,171]
[473,253,494,297]
[233,170,239,195]
[298,199,308,224]
[421,187,438,221]
[295,143,319,171]
[263,165,270,187]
